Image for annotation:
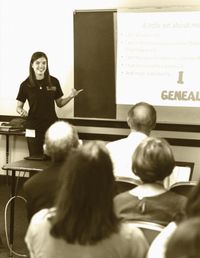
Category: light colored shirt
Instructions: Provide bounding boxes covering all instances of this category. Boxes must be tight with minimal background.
[146,221,177,258]
[25,208,149,258]
[106,131,147,179]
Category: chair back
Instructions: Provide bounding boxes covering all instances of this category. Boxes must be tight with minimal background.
[169,181,197,197]
[114,176,141,196]
[129,221,165,244]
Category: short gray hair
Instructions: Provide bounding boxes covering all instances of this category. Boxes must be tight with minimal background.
[44,121,79,162]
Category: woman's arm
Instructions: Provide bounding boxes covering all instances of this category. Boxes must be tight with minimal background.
[16,100,28,117]
[55,88,83,108]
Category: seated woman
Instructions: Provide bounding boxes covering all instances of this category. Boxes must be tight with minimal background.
[25,141,148,258]
[114,137,186,226]
[147,177,200,258]
[165,217,200,258]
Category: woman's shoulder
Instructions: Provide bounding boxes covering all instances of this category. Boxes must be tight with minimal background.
[20,77,30,87]
[119,222,149,256]
[164,190,187,201]
[30,208,56,225]
[50,75,60,83]
[114,191,138,207]
[114,191,136,200]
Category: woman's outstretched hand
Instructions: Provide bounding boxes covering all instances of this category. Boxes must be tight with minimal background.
[56,89,84,108]
[70,88,83,98]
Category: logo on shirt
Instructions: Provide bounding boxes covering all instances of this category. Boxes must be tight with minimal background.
[46,86,56,91]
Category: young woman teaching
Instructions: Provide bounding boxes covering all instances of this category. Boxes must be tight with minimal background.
[16,51,82,158]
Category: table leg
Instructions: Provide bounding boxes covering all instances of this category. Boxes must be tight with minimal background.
[9,169,16,257]
[6,134,10,185]
[6,134,9,164]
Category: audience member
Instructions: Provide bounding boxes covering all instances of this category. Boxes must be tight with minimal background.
[106,102,156,179]
[114,137,187,226]
[25,141,149,258]
[23,120,80,221]
[147,178,200,258]
[165,217,200,258]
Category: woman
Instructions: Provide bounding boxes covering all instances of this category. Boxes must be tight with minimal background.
[165,217,200,258]
[25,141,148,258]
[114,137,187,226]
[16,51,82,157]
[147,178,200,258]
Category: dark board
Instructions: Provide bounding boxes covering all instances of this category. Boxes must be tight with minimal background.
[74,10,116,119]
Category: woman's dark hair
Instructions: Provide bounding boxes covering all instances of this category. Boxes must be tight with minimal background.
[132,137,175,183]
[28,51,52,87]
[50,141,119,244]
[165,217,200,258]
[185,180,200,218]
[171,180,200,224]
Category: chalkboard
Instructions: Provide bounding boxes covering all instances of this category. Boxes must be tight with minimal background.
[74,10,116,119]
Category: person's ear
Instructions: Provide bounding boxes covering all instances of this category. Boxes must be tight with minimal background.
[78,139,83,147]
[127,117,132,128]
[43,143,47,154]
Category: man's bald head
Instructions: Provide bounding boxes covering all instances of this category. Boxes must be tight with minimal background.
[127,102,156,135]
[43,121,80,162]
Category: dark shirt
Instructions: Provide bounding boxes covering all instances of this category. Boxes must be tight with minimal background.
[114,190,187,226]
[16,76,63,130]
[23,162,63,221]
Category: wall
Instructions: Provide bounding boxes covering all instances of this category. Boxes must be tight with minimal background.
[1,0,200,117]
[1,0,200,180]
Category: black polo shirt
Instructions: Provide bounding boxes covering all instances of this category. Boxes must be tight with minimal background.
[16,76,63,130]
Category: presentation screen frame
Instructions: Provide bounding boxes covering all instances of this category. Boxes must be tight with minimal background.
[74,8,200,125]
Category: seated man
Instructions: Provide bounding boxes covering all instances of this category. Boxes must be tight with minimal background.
[23,120,80,221]
[106,102,157,179]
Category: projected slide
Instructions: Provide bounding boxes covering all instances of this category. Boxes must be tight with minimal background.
[116,11,200,107]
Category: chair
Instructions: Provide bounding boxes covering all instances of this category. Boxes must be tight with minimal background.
[169,181,198,197]
[128,221,165,244]
[114,176,141,196]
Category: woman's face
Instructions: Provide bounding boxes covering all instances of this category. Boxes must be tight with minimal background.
[32,57,47,79]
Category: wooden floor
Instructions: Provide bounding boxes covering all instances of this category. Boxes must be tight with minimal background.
[0,176,29,258]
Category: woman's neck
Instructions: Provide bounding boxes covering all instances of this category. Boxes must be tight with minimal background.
[35,74,45,80]
[129,182,166,199]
